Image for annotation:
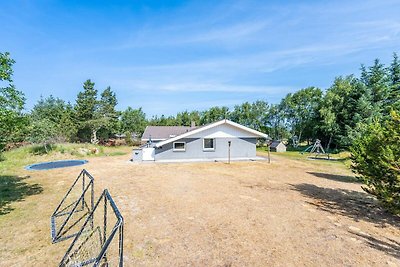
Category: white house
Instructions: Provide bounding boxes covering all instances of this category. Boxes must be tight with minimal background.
[132,119,268,162]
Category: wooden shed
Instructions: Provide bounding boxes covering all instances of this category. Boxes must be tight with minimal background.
[270,141,286,152]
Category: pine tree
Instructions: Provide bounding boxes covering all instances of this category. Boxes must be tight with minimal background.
[74,79,98,142]
[388,53,400,110]
[351,111,400,214]
[361,59,390,113]
[99,86,118,117]
[97,86,119,139]
[59,103,77,142]
[75,79,98,121]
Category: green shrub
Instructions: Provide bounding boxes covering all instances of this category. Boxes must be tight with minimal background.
[351,111,400,214]
[30,144,56,155]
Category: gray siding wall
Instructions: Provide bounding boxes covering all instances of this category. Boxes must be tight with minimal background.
[154,137,256,160]
[132,148,142,161]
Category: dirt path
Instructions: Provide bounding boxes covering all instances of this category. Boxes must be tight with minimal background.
[0,154,399,266]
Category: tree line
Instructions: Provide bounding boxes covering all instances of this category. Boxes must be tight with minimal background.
[0,53,400,149]
[1,52,399,150]
[1,51,399,213]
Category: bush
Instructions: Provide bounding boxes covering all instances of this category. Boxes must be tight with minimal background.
[350,111,400,214]
[30,144,56,155]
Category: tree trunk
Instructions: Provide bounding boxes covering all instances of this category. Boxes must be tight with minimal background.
[91,129,99,144]
[298,130,303,146]
[326,134,332,151]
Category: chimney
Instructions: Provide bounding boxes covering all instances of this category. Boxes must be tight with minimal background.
[191,121,196,128]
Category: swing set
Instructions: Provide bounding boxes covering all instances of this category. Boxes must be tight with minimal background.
[301,139,330,159]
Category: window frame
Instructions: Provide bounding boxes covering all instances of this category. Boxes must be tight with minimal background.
[203,138,215,151]
[173,142,186,152]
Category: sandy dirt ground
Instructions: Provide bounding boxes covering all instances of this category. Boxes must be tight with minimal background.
[0,153,399,266]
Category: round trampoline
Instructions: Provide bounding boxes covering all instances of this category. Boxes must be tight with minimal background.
[25,159,88,171]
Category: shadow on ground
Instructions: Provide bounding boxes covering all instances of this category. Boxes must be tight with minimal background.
[307,172,360,183]
[0,175,43,215]
[290,183,400,228]
[349,231,400,259]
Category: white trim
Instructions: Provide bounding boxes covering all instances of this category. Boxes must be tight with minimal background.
[155,119,268,148]
[173,142,186,152]
[203,138,215,151]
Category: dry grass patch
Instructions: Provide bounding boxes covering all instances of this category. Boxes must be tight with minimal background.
[0,149,399,266]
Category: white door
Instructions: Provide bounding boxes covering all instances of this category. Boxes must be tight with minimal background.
[142,147,155,161]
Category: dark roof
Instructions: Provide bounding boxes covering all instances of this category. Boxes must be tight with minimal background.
[142,126,196,140]
[270,141,285,148]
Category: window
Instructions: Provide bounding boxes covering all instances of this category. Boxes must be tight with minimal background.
[173,142,186,151]
[203,138,215,151]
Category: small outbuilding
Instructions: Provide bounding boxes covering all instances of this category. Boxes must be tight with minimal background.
[270,141,286,152]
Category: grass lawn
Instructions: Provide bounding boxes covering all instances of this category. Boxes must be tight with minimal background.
[0,145,399,266]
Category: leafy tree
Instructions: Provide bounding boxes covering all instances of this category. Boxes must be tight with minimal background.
[28,118,58,153]
[84,117,110,144]
[30,95,77,142]
[200,106,229,125]
[0,52,27,155]
[175,110,191,126]
[120,107,147,136]
[318,76,357,148]
[149,114,177,126]
[173,110,201,126]
[351,111,400,214]
[188,111,201,126]
[31,95,67,123]
[229,101,269,131]
[266,104,290,141]
[280,87,322,146]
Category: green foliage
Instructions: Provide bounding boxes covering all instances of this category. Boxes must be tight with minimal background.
[97,86,119,138]
[31,95,66,123]
[75,79,97,121]
[148,114,178,126]
[58,104,78,142]
[120,107,147,136]
[229,101,269,131]
[0,52,15,81]
[318,76,360,148]
[74,80,118,143]
[30,95,77,142]
[28,118,59,153]
[265,104,290,140]
[280,87,322,144]
[200,106,229,125]
[175,110,201,126]
[351,111,400,214]
[1,50,399,170]
[29,144,56,155]
[389,53,400,110]
[318,53,399,150]
[0,52,27,155]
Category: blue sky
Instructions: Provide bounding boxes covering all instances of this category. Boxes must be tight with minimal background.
[2,0,399,117]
